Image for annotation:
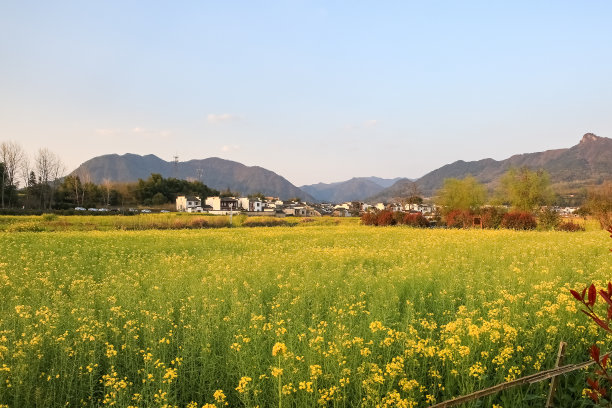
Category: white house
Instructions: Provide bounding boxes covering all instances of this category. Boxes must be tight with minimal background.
[205,196,239,212]
[284,205,321,217]
[176,196,203,212]
[238,197,263,212]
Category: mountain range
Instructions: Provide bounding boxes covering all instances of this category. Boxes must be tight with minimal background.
[369,132,611,202]
[300,177,405,203]
[70,133,611,203]
[71,154,315,201]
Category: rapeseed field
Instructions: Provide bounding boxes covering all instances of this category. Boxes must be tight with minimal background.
[0,224,610,407]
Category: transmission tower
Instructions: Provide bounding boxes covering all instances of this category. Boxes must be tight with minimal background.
[196,168,204,182]
[172,155,179,178]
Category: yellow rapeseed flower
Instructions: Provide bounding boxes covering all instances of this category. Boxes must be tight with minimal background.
[272,342,287,356]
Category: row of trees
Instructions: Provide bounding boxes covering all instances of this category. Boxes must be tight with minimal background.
[0,142,64,210]
[0,141,222,211]
[434,168,611,229]
[52,173,220,209]
[436,168,554,214]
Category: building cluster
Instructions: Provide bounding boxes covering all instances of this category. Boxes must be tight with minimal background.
[176,194,442,218]
[176,195,320,217]
[175,195,582,219]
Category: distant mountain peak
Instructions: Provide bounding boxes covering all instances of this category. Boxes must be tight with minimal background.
[581,133,604,144]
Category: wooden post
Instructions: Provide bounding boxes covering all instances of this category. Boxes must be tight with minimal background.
[545,341,567,408]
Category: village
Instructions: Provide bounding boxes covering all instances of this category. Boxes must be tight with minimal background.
[175,194,580,222]
[175,194,435,217]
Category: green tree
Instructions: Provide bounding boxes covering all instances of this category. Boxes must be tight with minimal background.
[151,192,168,205]
[436,176,486,214]
[498,167,554,212]
[133,173,219,205]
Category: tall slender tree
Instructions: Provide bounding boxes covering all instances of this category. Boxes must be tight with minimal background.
[35,148,64,209]
[0,141,25,208]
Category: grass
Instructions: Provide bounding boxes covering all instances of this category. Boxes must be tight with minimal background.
[0,221,609,407]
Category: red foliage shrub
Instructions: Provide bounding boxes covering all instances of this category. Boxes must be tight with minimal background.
[501,211,537,230]
[402,213,430,228]
[376,210,396,226]
[480,206,507,229]
[445,209,473,228]
[360,212,377,226]
[557,221,585,232]
[393,211,405,225]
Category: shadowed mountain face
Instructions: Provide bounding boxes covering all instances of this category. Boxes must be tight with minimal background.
[70,154,315,201]
[300,177,405,203]
[370,133,612,202]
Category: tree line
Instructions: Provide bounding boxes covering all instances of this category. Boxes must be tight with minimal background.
[434,168,611,229]
[0,141,219,210]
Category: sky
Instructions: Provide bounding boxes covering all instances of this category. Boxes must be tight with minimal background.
[1,1,611,186]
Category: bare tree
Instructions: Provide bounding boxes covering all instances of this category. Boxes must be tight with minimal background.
[20,153,31,189]
[0,141,25,208]
[69,168,92,206]
[35,148,64,209]
[404,181,423,211]
[19,154,33,209]
[102,178,112,206]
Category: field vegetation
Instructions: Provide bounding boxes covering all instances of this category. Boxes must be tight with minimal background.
[0,221,610,407]
[0,214,346,233]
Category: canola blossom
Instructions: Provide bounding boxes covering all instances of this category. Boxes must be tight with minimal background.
[0,225,610,407]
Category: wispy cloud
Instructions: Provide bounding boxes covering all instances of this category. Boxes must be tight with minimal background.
[95,127,172,139]
[221,144,241,152]
[207,113,239,124]
[95,128,121,136]
[341,119,380,131]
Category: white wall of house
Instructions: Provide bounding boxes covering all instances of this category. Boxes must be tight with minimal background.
[238,197,249,211]
[176,195,201,212]
[176,196,187,211]
[205,197,221,211]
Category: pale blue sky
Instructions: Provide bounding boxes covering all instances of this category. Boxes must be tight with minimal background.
[1,1,611,185]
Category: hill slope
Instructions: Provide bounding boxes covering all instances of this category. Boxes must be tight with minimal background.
[371,133,612,201]
[70,154,315,201]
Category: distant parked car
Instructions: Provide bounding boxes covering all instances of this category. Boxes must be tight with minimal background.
[98,208,109,212]
[87,208,98,212]
[141,209,151,213]
[128,208,138,212]
[75,207,86,211]
[160,210,170,213]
